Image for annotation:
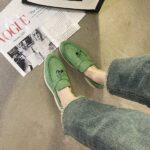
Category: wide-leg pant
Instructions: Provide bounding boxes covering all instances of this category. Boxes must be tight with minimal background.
[62,56,150,150]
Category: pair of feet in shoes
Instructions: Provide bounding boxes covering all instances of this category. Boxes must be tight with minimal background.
[44,41,104,111]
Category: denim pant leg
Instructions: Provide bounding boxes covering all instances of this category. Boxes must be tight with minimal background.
[62,98,150,150]
[107,55,150,107]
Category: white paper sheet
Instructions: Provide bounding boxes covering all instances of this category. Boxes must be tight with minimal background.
[41,11,80,47]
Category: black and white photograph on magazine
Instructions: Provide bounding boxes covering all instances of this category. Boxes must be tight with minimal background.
[8,28,56,74]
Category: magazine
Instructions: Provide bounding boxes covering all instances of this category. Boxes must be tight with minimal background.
[22,0,104,12]
[0,0,85,76]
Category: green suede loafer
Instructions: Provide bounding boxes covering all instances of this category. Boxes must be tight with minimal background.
[59,41,104,89]
[44,54,71,111]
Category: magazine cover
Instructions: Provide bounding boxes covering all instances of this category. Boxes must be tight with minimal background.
[0,0,85,76]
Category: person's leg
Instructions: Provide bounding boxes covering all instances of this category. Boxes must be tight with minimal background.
[57,87,77,108]
[60,41,150,107]
[84,56,150,107]
[107,55,150,107]
[57,64,150,150]
[84,65,106,84]
[60,88,150,150]
[44,53,150,150]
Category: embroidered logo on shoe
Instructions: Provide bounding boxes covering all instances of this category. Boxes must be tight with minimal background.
[76,50,82,57]
[56,69,64,79]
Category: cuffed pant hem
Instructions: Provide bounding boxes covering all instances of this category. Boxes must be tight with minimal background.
[107,56,150,107]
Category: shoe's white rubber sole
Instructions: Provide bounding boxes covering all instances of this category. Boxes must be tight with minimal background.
[44,59,63,111]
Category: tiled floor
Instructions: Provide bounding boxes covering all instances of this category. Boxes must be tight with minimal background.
[0,0,150,150]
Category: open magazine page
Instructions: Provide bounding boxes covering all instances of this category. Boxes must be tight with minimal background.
[24,0,99,10]
[0,0,85,76]
[41,10,80,47]
[63,9,86,23]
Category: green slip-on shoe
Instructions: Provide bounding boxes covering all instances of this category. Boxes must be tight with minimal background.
[59,41,104,89]
[44,54,71,111]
